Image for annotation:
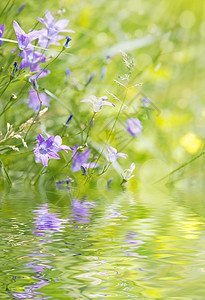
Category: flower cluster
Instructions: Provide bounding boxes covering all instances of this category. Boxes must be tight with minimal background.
[0,9,150,188]
[33,134,73,167]
[12,11,74,112]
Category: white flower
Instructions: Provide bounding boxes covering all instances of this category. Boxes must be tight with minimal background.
[123,163,135,181]
[80,95,115,112]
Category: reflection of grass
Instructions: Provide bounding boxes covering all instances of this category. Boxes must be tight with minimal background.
[0,0,204,187]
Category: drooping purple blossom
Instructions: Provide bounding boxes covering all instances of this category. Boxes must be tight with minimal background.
[29,64,51,81]
[13,20,40,50]
[33,134,72,167]
[125,117,143,137]
[71,145,98,172]
[19,45,46,69]
[27,88,50,112]
[105,145,128,163]
[0,23,5,47]
[80,95,115,112]
[36,10,75,48]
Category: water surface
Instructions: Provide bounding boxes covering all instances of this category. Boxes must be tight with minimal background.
[0,186,205,299]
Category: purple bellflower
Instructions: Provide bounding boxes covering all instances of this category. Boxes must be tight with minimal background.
[125,118,143,137]
[71,145,98,172]
[44,133,73,152]
[33,134,72,167]
[13,20,40,50]
[36,10,75,48]
[0,23,5,47]
[19,46,46,69]
[80,95,115,112]
[105,145,128,163]
[27,88,50,112]
[29,64,51,81]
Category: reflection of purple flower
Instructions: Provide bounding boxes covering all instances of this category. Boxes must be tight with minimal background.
[36,10,74,48]
[13,291,50,299]
[125,118,143,137]
[27,88,50,112]
[32,203,66,236]
[123,231,147,258]
[26,261,52,273]
[80,95,115,112]
[71,145,98,172]
[12,292,36,299]
[0,23,5,47]
[105,145,128,162]
[70,199,96,224]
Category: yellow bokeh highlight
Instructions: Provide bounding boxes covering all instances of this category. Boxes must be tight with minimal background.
[79,8,92,27]
[180,132,203,154]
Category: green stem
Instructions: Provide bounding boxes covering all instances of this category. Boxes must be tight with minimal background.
[84,112,96,144]
[32,166,45,185]
[86,88,128,182]
[0,160,12,185]
[24,91,42,141]
[153,151,205,185]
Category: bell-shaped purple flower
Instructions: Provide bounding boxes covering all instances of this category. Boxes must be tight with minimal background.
[33,133,72,167]
[13,20,40,50]
[33,134,60,167]
[29,64,51,81]
[0,23,5,47]
[44,133,73,152]
[19,46,46,69]
[36,10,75,48]
[71,145,98,172]
[27,88,50,112]
[125,118,143,137]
